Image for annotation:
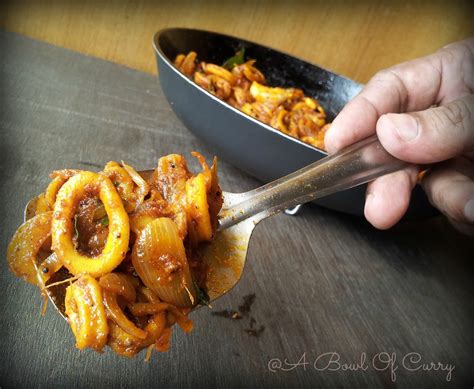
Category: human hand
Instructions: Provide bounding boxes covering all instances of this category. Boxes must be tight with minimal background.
[325,38,474,235]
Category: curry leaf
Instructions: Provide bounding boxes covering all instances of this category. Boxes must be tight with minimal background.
[222,48,246,70]
[99,216,109,227]
[193,281,210,307]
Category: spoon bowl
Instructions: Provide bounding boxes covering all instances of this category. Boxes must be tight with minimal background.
[24,183,257,318]
[26,135,414,319]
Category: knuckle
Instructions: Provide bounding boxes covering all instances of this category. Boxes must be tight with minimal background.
[387,69,410,112]
[371,69,390,83]
[438,45,458,65]
[428,190,443,214]
[424,171,473,222]
[429,182,462,220]
[369,68,409,112]
[441,99,472,140]
[422,172,445,211]
[439,42,474,92]
[419,98,473,154]
[371,68,397,87]
[443,101,466,127]
[440,40,473,64]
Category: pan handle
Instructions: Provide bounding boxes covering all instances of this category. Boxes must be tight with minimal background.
[218,135,411,230]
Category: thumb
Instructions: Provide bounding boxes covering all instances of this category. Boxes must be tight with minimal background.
[376,95,474,164]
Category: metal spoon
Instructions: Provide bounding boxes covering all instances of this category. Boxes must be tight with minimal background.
[25,135,408,317]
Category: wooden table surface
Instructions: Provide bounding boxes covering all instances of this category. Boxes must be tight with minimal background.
[1,0,473,83]
[0,31,473,388]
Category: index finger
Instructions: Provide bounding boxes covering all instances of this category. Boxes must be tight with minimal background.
[324,38,474,153]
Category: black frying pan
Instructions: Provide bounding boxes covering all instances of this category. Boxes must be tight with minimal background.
[153,27,435,218]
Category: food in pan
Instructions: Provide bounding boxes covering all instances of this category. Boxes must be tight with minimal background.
[7,153,222,358]
[174,50,331,150]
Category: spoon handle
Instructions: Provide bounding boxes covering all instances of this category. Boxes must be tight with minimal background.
[218,135,410,229]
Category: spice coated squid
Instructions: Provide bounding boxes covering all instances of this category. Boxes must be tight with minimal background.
[7,153,222,359]
[174,50,331,150]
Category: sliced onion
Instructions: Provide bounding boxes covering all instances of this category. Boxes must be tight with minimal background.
[7,211,52,286]
[129,214,157,235]
[176,316,193,333]
[99,273,136,304]
[107,311,168,358]
[155,327,172,352]
[102,290,147,339]
[121,161,150,208]
[208,157,223,233]
[107,320,144,357]
[147,312,167,340]
[131,217,197,307]
[38,252,62,285]
[139,286,160,303]
[128,302,170,316]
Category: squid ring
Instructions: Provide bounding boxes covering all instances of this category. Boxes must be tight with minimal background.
[65,275,108,351]
[52,171,130,277]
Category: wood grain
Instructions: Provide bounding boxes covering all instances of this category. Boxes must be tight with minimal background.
[0,31,473,388]
[1,0,473,83]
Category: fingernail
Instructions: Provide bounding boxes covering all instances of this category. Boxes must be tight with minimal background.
[392,114,419,142]
[464,198,474,222]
